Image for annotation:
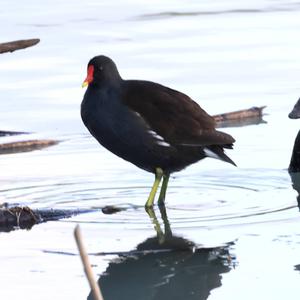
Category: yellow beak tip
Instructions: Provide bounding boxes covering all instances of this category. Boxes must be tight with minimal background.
[82,81,88,88]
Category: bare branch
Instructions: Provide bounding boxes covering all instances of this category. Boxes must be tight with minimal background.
[0,38,40,54]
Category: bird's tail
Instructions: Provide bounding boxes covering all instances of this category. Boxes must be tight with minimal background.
[203,145,236,166]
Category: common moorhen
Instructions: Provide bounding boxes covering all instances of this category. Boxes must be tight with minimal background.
[81,55,236,207]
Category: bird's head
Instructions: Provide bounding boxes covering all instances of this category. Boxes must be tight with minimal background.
[289,98,300,119]
[82,55,121,88]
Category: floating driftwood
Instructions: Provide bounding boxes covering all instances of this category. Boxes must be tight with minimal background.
[0,205,92,232]
[213,106,266,128]
[0,139,58,155]
[0,38,40,54]
[213,106,266,122]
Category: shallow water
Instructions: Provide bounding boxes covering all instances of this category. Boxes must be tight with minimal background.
[1,0,300,299]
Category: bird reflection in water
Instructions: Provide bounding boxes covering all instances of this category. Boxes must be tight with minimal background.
[289,172,300,210]
[89,206,235,300]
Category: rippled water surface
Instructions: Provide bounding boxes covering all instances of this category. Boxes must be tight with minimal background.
[1,0,300,299]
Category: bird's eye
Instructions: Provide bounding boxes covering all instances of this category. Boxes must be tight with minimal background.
[99,66,103,71]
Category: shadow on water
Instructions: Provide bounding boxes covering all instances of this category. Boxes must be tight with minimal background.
[88,206,235,300]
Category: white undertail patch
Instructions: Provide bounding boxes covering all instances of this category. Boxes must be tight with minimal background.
[157,140,171,147]
[204,147,222,160]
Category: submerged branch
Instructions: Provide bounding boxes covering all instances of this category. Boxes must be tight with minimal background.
[0,205,92,232]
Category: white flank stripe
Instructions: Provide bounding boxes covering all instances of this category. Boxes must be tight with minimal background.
[134,112,171,147]
[148,130,164,141]
[157,140,171,147]
[148,130,171,147]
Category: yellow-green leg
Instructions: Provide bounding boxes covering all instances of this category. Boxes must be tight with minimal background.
[145,168,163,207]
[157,174,170,206]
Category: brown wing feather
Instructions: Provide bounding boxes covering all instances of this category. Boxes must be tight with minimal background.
[122,80,235,146]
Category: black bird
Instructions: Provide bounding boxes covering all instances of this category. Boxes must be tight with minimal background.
[288,98,300,210]
[81,55,236,207]
[288,98,300,172]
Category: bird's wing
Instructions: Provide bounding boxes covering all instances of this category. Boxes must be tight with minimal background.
[121,80,235,146]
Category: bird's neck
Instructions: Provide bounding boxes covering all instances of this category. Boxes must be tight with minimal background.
[91,72,123,89]
[289,130,300,173]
